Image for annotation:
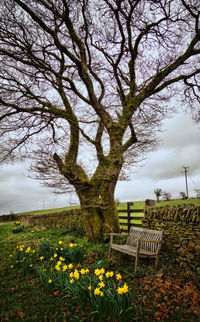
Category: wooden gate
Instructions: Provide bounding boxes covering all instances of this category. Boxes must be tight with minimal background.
[117,202,144,232]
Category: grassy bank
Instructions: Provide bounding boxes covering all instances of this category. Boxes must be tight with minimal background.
[0,222,200,321]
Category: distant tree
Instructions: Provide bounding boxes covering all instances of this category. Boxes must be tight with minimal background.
[180,191,188,200]
[154,189,162,203]
[1,1,200,241]
[195,189,200,198]
[162,191,172,201]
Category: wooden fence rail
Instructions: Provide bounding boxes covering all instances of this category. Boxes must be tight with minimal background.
[117,202,144,232]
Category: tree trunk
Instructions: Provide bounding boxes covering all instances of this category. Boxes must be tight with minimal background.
[78,187,120,242]
[53,148,122,242]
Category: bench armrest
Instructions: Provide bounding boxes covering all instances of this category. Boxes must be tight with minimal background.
[110,233,129,245]
[110,233,129,237]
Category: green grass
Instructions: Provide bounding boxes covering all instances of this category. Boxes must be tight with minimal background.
[1,222,200,321]
[156,198,200,207]
[16,205,80,216]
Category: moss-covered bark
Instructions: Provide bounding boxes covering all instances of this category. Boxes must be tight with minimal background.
[78,188,120,242]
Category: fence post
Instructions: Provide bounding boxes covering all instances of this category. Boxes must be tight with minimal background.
[127,202,131,232]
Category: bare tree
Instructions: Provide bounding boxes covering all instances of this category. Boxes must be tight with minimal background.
[154,188,162,203]
[180,191,188,199]
[162,191,172,201]
[0,0,200,241]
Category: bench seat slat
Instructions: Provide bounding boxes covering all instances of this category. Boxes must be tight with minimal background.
[111,244,157,257]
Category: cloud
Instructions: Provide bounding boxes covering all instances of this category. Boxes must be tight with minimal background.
[160,114,200,149]
[132,113,200,181]
[0,162,74,214]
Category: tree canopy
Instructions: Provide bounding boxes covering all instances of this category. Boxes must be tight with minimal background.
[0,0,200,240]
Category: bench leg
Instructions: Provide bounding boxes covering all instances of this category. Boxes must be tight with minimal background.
[109,246,112,258]
[155,256,159,269]
[135,255,139,273]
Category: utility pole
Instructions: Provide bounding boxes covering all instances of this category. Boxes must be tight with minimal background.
[182,166,189,198]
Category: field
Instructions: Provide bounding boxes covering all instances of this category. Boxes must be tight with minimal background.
[12,198,200,217]
[0,222,200,321]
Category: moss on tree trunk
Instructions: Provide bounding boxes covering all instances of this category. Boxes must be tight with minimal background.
[78,189,120,242]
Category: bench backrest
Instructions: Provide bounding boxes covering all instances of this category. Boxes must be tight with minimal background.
[126,227,163,253]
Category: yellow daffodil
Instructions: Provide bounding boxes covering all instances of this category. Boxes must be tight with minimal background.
[60,248,63,251]
[62,265,68,272]
[98,275,103,281]
[70,279,74,284]
[69,243,74,247]
[59,256,65,261]
[123,283,128,293]
[56,261,62,266]
[74,270,79,280]
[95,269,101,276]
[100,268,105,274]
[117,287,123,295]
[116,273,122,280]
[54,253,57,258]
[68,263,73,269]
[88,285,92,291]
[106,271,114,278]
[100,291,104,297]
[10,265,14,268]
[58,241,62,244]
[40,256,44,261]
[69,272,74,278]
[55,265,61,271]
[99,281,105,288]
[50,257,53,261]
[48,279,52,284]
[30,264,33,267]
[117,283,128,294]
[94,288,101,295]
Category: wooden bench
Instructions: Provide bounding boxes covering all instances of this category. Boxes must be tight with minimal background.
[109,227,164,272]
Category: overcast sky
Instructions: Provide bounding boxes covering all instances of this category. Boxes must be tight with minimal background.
[0,112,200,215]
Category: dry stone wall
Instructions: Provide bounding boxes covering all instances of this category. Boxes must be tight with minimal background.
[143,204,200,272]
[19,209,85,235]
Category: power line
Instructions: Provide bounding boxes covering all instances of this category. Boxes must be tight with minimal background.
[188,175,200,190]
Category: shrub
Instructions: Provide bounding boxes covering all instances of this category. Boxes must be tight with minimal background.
[12,221,24,233]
